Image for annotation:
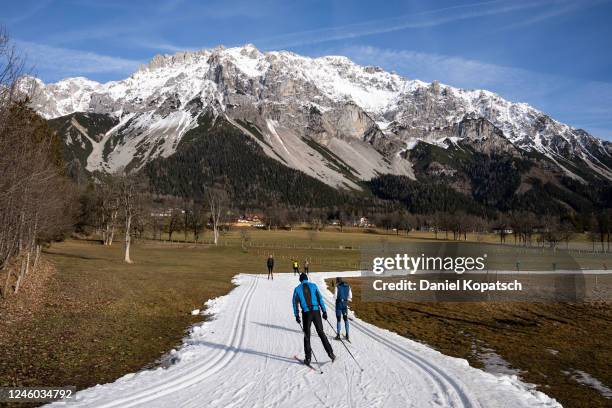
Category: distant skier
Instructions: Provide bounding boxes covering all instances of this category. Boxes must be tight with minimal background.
[304,259,310,274]
[334,277,352,341]
[292,259,299,275]
[266,255,274,280]
[292,273,335,365]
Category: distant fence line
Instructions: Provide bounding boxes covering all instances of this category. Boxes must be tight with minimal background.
[144,238,360,251]
[142,236,612,256]
[137,240,612,272]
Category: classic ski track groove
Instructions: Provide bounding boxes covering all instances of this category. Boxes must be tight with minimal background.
[94,274,259,408]
[50,272,560,408]
[322,294,481,408]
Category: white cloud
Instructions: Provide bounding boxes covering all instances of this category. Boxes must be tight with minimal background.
[256,0,569,49]
[16,40,142,80]
[338,45,552,95]
[498,0,610,30]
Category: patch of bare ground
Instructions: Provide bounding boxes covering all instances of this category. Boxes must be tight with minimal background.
[0,258,55,326]
[330,277,612,408]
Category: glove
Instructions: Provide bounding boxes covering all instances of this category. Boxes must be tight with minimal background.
[296,315,301,324]
[322,311,328,320]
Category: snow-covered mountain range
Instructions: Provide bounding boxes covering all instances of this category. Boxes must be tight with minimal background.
[27,44,612,190]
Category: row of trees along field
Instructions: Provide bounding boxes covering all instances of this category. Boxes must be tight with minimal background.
[76,181,612,254]
[77,174,230,261]
[0,28,77,298]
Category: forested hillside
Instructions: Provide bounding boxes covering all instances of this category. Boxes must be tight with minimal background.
[144,113,360,209]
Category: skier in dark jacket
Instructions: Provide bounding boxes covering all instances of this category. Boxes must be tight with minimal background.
[334,277,352,341]
[292,260,299,275]
[292,273,335,365]
[266,255,274,280]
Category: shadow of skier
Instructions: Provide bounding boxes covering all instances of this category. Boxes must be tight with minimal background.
[189,339,301,365]
[252,322,302,334]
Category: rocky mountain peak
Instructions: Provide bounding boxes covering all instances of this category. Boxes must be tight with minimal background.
[27,44,612,185]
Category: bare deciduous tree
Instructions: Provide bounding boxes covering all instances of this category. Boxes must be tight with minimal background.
[559,221,575,250]
[182,198,191,243]
[239,228,251,252]
[98,174,120,246]
[116,170,149,264]
[207,186,228,246]
[0,27,77,297]
[167,211,181,242]
[189,201,205,243]
[541,214,561,250]
[337,209,347,232]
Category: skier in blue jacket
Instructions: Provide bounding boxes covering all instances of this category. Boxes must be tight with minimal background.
[334,277,352,341]
[292,273,335,365]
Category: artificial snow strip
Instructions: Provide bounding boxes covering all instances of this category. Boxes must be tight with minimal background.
[46,272,560,408]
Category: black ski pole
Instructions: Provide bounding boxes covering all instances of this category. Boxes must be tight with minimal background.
[325,318,364,371]
[297,321,323,374]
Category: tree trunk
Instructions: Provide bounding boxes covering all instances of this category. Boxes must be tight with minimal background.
[101,213,107,244]
[3,267,12,298]
[124,215,132,263]
[24,249,30,277]
[14,258,26,294]
[32,245,41,273]
[103,224,109,245]
[109,211,117,245]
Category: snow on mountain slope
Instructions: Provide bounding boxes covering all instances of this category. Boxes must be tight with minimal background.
[97,110,198,172]
[45,272,561,408]
[28,77,102,118]
[28,44,612,185]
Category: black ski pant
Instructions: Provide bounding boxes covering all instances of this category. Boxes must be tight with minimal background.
[302,310,334,362]
[267,266,273,279]
[293,267,299,275]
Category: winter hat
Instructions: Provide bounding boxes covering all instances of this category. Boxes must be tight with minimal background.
[299,273,308,282]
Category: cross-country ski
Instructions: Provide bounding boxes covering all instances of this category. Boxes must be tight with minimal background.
[293,355,322,374]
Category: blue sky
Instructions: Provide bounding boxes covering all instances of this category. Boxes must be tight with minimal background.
[3,0,612,139]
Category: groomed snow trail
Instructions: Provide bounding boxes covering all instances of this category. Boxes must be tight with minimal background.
[47,272,560,408]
